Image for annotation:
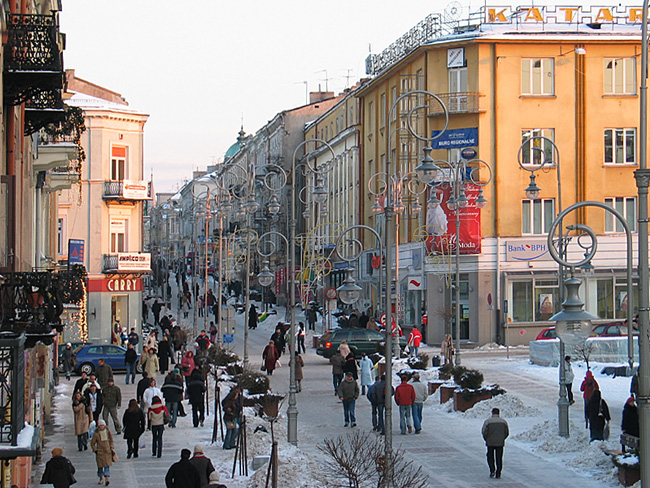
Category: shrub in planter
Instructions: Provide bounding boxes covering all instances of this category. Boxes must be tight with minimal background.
[208,346,240,366]
[406,353,429,370]
[236,369,270,395]
[438,362,454,379]
[455,368,484,390]
[458,384,505,402]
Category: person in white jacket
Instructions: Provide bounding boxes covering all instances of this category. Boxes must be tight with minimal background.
[359,354,374,395]
[562,355,575,405]
[410,373,429,434]
[143,378,163,427]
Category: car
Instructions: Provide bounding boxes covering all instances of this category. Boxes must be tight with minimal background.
[535,328,557,340]
[73,344,141,375]
[316,328,407,359]
[592,322,633,337]
[57,342,90,373]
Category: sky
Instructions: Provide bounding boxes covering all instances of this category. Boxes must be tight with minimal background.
[59,0,607,194]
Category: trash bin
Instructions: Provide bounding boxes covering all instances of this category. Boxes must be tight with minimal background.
[432,355,441,367]
[313,335,321,348]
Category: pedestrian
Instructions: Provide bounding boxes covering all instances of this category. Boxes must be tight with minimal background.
[143,378,163,424]
[270,327,285,357]
[84,383,103,422]
[407,326,422,357]
[136,371,150,411]
[125,343,138,385]
[203,471,225,488]
[148,395,169,457]
[359,311,369,329]
[342,353,358,380]
[40,447,76,488]
[165,448,201,488]
[91,419,115,486]
[248,304,258,329]
[338,340,351,359]
[481,407,509,479]
[222,385,243,449]
[197,295,204,317]
[62,343,75,381]
[395,374,415,434]
[72,392,90,451]
[187,369,206,427]
[122,398,146,459]
[580,370,600,428]
[359,353,373,395]
[410,372,428,434]
[161,370,184,428]
[142,347,160,381]
[152,299,162,326]
[441,334,454,365]
[297,322,306,354]
[209,322,217,344]
[366,376,382,433]
[190,444,216,487]
[181,351,196,386]
[295,353,304,392]
[329,351,345,395]
[563,355,575,405]
[128,327,140,351]
[95,358,114,389]
[337,371,360,427]
[262,340,280,375]
[586,389,611,441]
[158,336,172,374]
[196,330,210,357]
[306,307,317,331]
[622,396,639,440]
[102,378,122,434]
[81,373,102,395]
[73,371,88,397]
[146,330,159,351]
[143,299,149,324]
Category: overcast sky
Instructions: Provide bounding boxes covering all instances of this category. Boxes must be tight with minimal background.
[59,0,606,194]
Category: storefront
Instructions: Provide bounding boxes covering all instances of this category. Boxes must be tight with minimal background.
[86,277,143,344]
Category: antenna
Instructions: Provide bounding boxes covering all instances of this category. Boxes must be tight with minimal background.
[294,81,308,104]
[342,69,353,88]
[315,69,330,92]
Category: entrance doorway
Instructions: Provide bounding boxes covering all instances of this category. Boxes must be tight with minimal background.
[111,295,129,344]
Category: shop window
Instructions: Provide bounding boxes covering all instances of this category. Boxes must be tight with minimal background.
[595,277,638,320]
[522,199,555,235]
[604,58,636,95]
[510,278,560,322]
[605,197,636,233]
[521,58,554,95]
[604,128,636,164]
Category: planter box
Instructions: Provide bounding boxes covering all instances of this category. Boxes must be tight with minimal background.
[428,380,445,395]
[438,372,451,380]
[312,335,321,348]
[440,385,456,404]
[618,466,640,487]
[453,391,493,412]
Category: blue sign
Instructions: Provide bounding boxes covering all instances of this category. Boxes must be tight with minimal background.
[223,334,234,343]
[68,239,85,265]
[431,127,478,149]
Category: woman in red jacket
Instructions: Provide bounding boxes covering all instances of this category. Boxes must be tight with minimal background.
[580,370,599,428]
[262,341,280,375]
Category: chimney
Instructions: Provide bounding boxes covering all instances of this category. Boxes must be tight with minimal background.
[309,91,334,104]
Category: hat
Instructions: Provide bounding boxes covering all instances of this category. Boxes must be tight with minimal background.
[97,419,106,427]
[51,447,63,456]
[173,368,180,374]
[194,444,204,454]
[66,343,71,347]
[345,371,353,377]
[209,471,221,482]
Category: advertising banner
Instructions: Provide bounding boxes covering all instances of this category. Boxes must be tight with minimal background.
[117,252,151,271]
[430,127,478,149]
[122,180,150,200]
[68,239,84,265]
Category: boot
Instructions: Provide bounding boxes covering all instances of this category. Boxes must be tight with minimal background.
[98,477,104,485]
[105,476,110,485]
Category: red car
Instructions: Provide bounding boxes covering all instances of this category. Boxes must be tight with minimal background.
[591,322,632,337]
[536,327,557,340]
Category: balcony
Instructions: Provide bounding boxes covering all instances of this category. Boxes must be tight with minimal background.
[427,92,482,116]
[103,180,152,202]
[103,253,152,274]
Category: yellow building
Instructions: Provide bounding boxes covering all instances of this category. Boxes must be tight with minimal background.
[355,5,644,346]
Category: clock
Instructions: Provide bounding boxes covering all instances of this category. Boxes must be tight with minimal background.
[447,47,465,68]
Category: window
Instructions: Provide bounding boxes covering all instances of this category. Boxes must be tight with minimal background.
[521,129,555,165]
[110,146,127,181]
[604,128,636,164]
[449,67,468,111]
[391,86,397,121]
[605,197,636,232]
[380,93,386,128]
[595,277,638,320]
[510,278,560,322]
[604,58,636,95]
[57,218,64,255]
[521,58,554,95]
[110,219,126,253]
[522,199,555,235]
[368,101,375,135]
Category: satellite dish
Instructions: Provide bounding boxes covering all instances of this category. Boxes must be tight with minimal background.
[444,1,463,21]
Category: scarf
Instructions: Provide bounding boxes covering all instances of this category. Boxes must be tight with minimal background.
[97,427,109,442]
[148,404,169,416]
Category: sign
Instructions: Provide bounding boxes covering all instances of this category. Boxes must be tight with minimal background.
[325,288,337,300]
[447,47,465,68]
[122,180,150,200]
[87,278,143,293]
[110,219,126,233]
[407,278,423,290]
[460,148,477,160]
[486,6,646,25]
[68,239,84,265]
[223,334,234,343]
[117,252,151,272]
[505,240,553,261]
[431,127,478,149]
[539,294,553,314]
[519,329,526,336]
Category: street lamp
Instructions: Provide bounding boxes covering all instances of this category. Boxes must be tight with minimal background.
[336,268,363,305]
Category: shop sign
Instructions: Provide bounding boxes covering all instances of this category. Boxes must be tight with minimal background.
[486,6,646,24]
[68,239,84,265]
[87,278,143,293]
[431,128,478,150]
[122,180,150,200]
[117,252,151,271]
[505,240,552,261]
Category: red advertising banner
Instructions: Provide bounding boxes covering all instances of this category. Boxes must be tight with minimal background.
[87,278,143,293]
[425,183,482,254]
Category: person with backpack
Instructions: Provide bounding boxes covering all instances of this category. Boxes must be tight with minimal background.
[41,447,76,488]
[580,370,600,428]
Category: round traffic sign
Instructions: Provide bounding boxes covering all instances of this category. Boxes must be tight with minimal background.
[325,287,337,300]
[461,147,477,160]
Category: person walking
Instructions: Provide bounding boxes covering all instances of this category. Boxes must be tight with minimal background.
[142,347,160,381]
[148,396,169,457]
[395,374,415,435]
[262,340,280,375]
[209,322,218,344]
[196,330,210,357]
[622,396,640,439]
[366,376,382,433]
[248,304,258,330]
[410,372,428,434]
[165,448,201,488]
[222,386,243,449]
[563,355,575,405]
[441,334,454,365]
[295,353,304,392]
[338,340,351,359]
[580,370,600,428]
[481,407,510,479]
[306,307,317,331]
[128,327,140,351]
[102,378,122,434]
[91,419,115,486]
[297,322,306,354]
[407,327,423,358]
[586,389,611,441]
[143,378,163,421]
[190,444,215,487]
[330,351,345,395]
[122,399,145,459]
[359,353,373,395]
[161,370,184,428]
[181,351,196,386]
[152,299,162,326]
[62,343,75,381]
[125,343,138,385]
[73,371,89,397]
[72,391,90,451]
[95,358,114,389]
[342,353,358,381]
[158,336,173,374]
[337,371,360,427]
[136,371,150,411]
[40,447,76,488]
[270,327,285,357]
[187,369,206,427]
[84,383,103,423]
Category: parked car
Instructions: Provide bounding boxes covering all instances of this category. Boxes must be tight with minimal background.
[592,322,633,337]
[73,344,141,375]
[535,328,557,340]
[317,328,407,359]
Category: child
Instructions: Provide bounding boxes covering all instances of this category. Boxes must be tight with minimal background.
[88,420,96,440]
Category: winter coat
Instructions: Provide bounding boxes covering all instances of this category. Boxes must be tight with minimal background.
[196,334,210,353]
[91,428,114,468]
[102,384,122,408]
[143,352,160,378]
[73,377,88,396]
[128,332,139,346]
[411,380,429,404]
[125,348,138,365]
[586,393,611,435]
[580,371,599,400]
[187,373,206,406]
[190,454,215,488]
[158,340,172,372]
[143,386,163,412]
[162,374,184,403]
[563,360,575,384]
[122,408,146,440]
[165,458,201,488]
[329,354,345,375]
[338,343,351,359]
[136,377,151,403]
[337,377,360,402]
[295,355,304,381]
[262,344,280,372]
[95,364,113,388]
[359,357,374,387]
[482,414,510,447]
[407,329,422,348]
[395,382,416,406]
[222,389,243,422]
[368,379,393,405]
[181,352,195,378]
[148,402,169,427]
[342,357,358,380]
[62,348,75,372]
[84,389,103,417]
[40,455,75,488]
[72,398,90,436]
[248,306,259,329]
[270,330,285,356]
[622,400,640,437]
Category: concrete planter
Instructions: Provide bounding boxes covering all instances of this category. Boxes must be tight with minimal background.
[428,380,445,395]
[618,466,640,487]
[440,385,456,404]
[453,390,494,412]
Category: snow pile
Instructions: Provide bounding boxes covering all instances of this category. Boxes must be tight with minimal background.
[514,419,589,452]
[474,342,506,351]
[461,394,541,418]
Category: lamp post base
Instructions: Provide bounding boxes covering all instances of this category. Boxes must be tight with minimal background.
[287,403,298,446]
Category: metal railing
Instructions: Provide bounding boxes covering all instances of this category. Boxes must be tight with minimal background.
[426,92,482,115]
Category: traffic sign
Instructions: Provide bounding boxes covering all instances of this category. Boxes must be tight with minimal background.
[223,334,234,343]
[325,287,337,300]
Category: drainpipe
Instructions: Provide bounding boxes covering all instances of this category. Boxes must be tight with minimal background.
[35,171,45,269]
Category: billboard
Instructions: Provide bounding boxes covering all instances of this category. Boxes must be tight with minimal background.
[117,252,151,272]
[68,239,85,265]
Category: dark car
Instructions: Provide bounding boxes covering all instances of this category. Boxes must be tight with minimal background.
[73,344,141,375]
[316,328,407,359]
[592,322,633,337]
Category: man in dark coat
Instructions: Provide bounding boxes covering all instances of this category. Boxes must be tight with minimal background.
[84,383,103,422]
[189,444,215,487]
[128,328,140,350]
[95,358,113,389]
[136,371,150,411]
[62,343,75,381]
[622,396,640,439]
[125,343,138,385]
[270,326,285,356]
[481,408,510,479]
[73,372,89,397]
[158,337,172,374]
[195,331,210,357]
[165,448,201,488]
[161,314,172,333]
[161,370,184,428]
[186,370,206,427]
[40,447,76,488]
[152,299,162,326]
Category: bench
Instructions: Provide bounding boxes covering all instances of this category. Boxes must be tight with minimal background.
[621,433,639,453]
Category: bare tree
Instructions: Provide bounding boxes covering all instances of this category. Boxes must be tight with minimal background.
[574,340,594,371]
[435,305,454,337]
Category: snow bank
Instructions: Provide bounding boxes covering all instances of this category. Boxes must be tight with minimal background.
[460,394,541,418]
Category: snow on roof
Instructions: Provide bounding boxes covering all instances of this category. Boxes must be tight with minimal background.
[66,91,146,115]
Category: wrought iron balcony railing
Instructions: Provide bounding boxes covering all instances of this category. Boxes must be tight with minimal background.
[426,92,482,115]
[103,180,152,201]
[103,254,118,272]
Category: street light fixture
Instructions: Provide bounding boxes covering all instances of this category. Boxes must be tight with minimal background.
[257,260,275,288]
[336,269,363,305]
